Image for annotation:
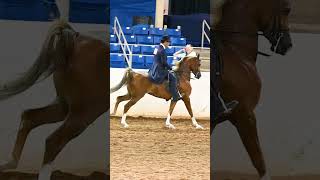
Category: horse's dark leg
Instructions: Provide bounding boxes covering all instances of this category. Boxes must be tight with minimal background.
[111,94,131,115]
[182,96,203,129]
[120,96,144,128]
[165,100,177,129]
[0,99,67,172]
[231,111,269,179]
[38,107,103,179]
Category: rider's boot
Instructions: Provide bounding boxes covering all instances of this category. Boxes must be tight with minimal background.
[172,90,183,102]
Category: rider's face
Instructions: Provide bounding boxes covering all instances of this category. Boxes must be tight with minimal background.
[164,41,170,47]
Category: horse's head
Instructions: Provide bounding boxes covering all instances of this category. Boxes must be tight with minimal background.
[186,53,202,79]
[258,0,292,55]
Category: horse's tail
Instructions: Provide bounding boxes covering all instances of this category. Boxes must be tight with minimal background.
[110,68,132,93]
[0,20,76,101]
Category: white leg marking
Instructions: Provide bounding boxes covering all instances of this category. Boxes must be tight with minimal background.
[38,163,54,180]
[165,113,175,129]
[191,117,204,129]
[120,113,129,128]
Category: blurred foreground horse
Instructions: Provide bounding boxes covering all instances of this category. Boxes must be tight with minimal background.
[211,0,293,179]
[0,20,109,180]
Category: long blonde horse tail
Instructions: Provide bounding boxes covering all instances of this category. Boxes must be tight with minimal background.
[110,68,132,93]
[0,20,75,101]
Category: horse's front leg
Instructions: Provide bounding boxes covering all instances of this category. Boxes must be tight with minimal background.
[165,101,177,129]
[182,96,204,129]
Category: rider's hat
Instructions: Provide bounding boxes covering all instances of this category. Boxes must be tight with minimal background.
[161,35,171,43]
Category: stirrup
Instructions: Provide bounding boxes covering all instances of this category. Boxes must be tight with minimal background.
[215,100,239,120]
[218,93,232,112]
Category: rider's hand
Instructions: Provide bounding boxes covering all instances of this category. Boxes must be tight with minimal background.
[172,66,178,71]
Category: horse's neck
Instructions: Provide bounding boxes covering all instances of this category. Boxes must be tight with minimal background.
[217,0,258,33]
[176,63,191,81]
[223,35,258,64]
[217,0,259,64]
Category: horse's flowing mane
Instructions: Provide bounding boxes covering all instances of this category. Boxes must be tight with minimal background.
[175,55,199,70]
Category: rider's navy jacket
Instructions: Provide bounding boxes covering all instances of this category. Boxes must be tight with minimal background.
[148,44,172,84]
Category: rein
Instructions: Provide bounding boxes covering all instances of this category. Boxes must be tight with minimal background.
[174,58,200,81]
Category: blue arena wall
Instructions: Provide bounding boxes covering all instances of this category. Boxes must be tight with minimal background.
[0,0,108,24]
[110,0,156,26]
[166,13,210,46]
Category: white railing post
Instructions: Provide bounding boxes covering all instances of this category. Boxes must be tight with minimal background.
[201,20,210,49]
[113,17,133,68]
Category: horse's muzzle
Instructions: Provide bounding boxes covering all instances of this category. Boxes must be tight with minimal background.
[271,32,292,55]
[195,72,201,79]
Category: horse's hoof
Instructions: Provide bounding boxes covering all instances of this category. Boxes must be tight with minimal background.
[0,159,17,171]
[121,123,129,128]
[260,173,271,180]
[38,164,53,180]
[166,124,176,129]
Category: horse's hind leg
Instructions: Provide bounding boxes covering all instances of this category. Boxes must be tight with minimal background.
[182,96,203,129]
[38,107,103,180]
[231,111,269,179]
[0,99,68,172]
[165,101,177,129]
[120,96,143,128]
[111,93,131,115]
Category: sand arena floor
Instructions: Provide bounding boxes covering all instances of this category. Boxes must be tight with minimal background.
[110,116,210,180]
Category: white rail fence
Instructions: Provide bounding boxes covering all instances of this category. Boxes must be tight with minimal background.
[201,19,210,49]
[113,17,132,68]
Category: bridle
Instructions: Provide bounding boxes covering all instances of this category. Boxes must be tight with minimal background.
[174,55,201,79]
[264,0,290,48]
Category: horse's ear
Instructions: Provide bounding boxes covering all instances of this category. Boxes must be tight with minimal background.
[197,53,200,60]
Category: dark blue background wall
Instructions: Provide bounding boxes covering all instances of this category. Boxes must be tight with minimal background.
[166,13,210,46]
[110,0,156,26]
[0,0,108,24]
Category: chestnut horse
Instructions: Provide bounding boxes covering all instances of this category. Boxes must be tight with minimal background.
[211,0,292,179]
[0,20,109,180]
[111,55,204,129]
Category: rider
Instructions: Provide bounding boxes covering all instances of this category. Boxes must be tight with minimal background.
[210,0,239,121]
[148,35,183,102]
[211,27,239,121]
